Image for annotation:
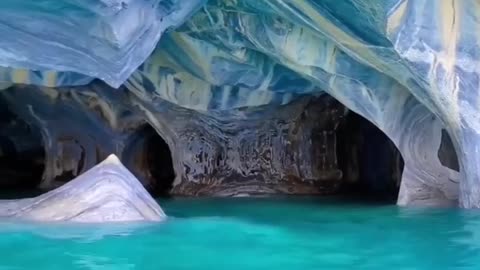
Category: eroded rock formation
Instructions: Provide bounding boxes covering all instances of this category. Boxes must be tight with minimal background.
[0,155,166,222]
[0,83,352,197]
[0,1,474,207]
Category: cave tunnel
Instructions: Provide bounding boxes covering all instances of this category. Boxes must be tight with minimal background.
[0,97,45,199]
[336,110,404,204]
[123,124,176,198]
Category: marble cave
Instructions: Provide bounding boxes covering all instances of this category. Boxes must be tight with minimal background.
[0,0,477,216]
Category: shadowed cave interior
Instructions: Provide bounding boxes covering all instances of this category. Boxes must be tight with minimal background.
[337,111,404,203]
[0,96,404,203]
[0,100,45,199]
[123,124,176,198]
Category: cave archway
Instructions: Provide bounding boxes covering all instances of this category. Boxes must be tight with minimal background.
[337,110,404,203]
[123,124,176,197]
[0,100,45,199]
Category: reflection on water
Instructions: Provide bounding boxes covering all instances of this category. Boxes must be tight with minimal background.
[0,197,479,269]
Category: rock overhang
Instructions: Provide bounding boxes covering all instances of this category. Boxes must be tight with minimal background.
[0,0,477,208]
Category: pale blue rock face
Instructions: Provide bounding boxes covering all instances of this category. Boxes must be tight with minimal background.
[0,0,205,87]
[0,1,478,207]
[125,0,476,208]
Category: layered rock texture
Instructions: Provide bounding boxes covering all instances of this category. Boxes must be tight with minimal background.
[0,155,166,222]
[0,1,474,207]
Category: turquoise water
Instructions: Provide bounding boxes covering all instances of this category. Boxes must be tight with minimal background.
[0,197,479,269]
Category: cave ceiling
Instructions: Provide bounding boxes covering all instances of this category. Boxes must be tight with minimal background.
[0,0,477,207]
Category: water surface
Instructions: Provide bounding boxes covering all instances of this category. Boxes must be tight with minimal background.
[0,197,479,269]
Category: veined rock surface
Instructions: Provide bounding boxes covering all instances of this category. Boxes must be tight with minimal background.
[0,155,166,223]
[0,0,478,208]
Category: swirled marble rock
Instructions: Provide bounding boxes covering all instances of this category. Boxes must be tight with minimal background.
[0,0,205,87]
[1,0,479,208]
[1,83,348,197]
[125,0,471,207]
[0,154,166,222]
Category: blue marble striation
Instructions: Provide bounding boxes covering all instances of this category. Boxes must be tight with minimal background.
[0,0,478,207]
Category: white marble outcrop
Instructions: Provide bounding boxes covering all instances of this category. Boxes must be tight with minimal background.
[0,154,166,223]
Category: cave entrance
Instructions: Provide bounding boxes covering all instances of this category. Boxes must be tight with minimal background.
[123,124,175,197]
[336,110,404,203]
[0,100,45,199]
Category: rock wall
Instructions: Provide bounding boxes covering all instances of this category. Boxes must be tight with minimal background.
[0,0,474,207]
[0,82,349,196]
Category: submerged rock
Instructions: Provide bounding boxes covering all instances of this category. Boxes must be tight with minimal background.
[0,154,166,222]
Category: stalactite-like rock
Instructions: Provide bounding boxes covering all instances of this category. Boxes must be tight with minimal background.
[0,155,166,222]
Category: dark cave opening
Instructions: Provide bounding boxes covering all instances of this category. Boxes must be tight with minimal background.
[0,102,45,199]
[336,110,404,203]
[123,124,176,198]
